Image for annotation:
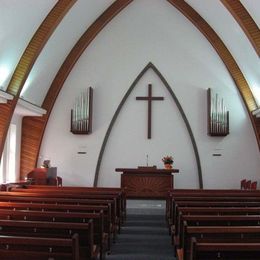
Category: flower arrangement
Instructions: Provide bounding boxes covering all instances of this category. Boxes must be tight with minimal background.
[162,155,174,165]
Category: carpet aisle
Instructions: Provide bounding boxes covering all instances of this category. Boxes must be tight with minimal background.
[106,200,176,260]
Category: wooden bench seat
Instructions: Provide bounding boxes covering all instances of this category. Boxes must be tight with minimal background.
[177,221,260,259]
[177,214,260,247]
[172,206,260,240]
[0,191,122,233]
[166,189,260,259]
[0,193,119,239]
[0,233,80,260]
[0,208,106,259]
[0,219,99,259]
[22,185,127,220]
[169,198,260,230]
[0,201,113,248]
[166,189,260,222]
[181,225,260,259]
[10,188,125,226]
[189,237,260,260]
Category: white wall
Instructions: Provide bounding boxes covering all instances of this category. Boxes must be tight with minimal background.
[40,0,260,189]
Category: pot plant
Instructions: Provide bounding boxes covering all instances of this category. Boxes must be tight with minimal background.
[162,155,174,169]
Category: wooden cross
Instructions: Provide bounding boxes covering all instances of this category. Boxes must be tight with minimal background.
[136,84,164,139]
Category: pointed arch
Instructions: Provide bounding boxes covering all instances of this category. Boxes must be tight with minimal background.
[94,62,203,188]
[20,0,259,180]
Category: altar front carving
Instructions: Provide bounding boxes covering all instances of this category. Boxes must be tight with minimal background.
[116,167,179,199]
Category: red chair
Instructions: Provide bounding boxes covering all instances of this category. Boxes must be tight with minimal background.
[240,179,247,190]
[251,181,257,190]
[245,180,252,190]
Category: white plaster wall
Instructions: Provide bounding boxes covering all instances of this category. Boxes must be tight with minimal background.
[40,0,260,189]
[187,0,260,105]
[0,0,56,89]
[21,0,115,105]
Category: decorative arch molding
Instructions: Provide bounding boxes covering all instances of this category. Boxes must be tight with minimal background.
[94,62,203,188]
[20,0,259,179]
[0,0,76,163]
[221,0,260,57]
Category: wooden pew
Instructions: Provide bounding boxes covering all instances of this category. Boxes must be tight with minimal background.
[0,208,106,259]
[166,189,260,222]
[11,187,126,225]
[167,189,260,259]
[167,188,260,213]
[0,201,112,249]
[179,216,260,258]
[0,191,122,233]
[0,219,98,259]
[0,233,80,260]
[189,237,260,260]
[0,193,118,238]
[181,225,260,260]
[23,185,127,220]
[172,206,260,241]
[169,197,260,230]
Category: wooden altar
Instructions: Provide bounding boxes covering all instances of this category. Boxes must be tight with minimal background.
[116,167,179,199]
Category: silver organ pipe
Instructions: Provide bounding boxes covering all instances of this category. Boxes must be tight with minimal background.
[208,88,229,136]
[71,87,93,134]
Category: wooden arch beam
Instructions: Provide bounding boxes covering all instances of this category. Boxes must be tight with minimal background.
[167,0,259,149]
[20,0,134,179]
[21,0,259,180]
[221,0,260,57]
[0,0,76,162]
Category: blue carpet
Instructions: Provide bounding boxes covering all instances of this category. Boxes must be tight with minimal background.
[106,200,176,260]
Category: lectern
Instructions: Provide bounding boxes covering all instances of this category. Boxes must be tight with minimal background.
[116,167,179,199]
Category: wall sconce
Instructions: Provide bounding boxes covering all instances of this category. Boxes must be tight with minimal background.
[207,88,229,136]
[71,87,93,134]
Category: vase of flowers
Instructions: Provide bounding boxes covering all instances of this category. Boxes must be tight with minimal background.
[162,155,174,169]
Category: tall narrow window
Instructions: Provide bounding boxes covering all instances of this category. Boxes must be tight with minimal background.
[0,155,3,183]
[0,124,17,183]
[6,124,16,182]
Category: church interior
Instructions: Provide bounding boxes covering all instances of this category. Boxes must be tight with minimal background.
[0,0,259,259]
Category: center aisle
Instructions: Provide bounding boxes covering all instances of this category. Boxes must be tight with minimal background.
[107,200,176,260]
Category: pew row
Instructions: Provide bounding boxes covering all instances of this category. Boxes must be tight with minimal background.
[3,190,123,232]
[0,233,80,260]
[179,223,260,260]
[0,219,99,259]
[172,206,260,242]
[11,186,126,223]
[166,189,260,222]
[169,197,260,231]
[0,192,118,239]
[0,201,112,250]
[189,237,260,260]
[0,208,106,259]
[167,190,260,259]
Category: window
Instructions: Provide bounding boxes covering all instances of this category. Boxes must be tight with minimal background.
[0,124,16,183]
[0,154,4,183]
